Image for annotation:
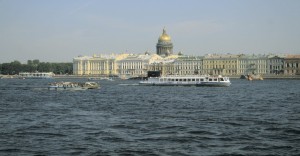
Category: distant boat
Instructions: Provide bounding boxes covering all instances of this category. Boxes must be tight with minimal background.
[139,75,231,87]
[88,77,114,81]
[19,72,54,79]
[240,74,263,80]
[48,81,100,90]
[0,75,14,79]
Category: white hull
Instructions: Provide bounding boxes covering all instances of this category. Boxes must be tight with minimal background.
[48,82,99,90]
[19,72,54,79]
[48,86,87,91]
[139,81,197,86]
[196,82,231,87]
[139,75,231,87]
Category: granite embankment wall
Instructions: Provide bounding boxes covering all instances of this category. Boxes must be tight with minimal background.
[53,75,300,79]
[2,74,299,79]
[227,75,300,79]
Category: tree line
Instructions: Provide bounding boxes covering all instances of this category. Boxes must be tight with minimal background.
[0,60,73,75]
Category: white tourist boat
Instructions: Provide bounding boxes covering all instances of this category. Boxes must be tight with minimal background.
[19,72,54,79]
[139,75,231,87]
[48,82,100,90]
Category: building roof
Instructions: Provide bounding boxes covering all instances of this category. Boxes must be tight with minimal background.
[158,28,171,42]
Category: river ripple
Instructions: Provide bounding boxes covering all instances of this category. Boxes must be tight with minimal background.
[0,78,300,155]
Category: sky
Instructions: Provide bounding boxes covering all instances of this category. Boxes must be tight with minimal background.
[1,0,300,63]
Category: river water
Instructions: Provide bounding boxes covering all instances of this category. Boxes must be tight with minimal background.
[0,78,299,155]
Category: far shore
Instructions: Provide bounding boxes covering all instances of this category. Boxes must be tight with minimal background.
[1,74,300,79]
[53,74,300,79]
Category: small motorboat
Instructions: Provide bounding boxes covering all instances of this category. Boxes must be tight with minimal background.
[48,82,99,90]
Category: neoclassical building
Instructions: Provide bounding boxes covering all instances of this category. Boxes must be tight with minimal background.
[117,53,163,79]
[203,54,238,75]
[173,55,203,75]
[267,54,286,74]
[73,29,300,77]
[73,54,128,76]
[237,54,268,75]
[156,28,173,56]
[284,55,300,75]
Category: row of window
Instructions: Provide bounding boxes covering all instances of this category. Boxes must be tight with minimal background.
[286,63,299,68]
[204,61,237,63]
[120,71,144,74]
[160,78,225,82]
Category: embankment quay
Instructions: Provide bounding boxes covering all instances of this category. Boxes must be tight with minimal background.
[228,75,300,79]
[53,75,300,79]
[1,74,300,79]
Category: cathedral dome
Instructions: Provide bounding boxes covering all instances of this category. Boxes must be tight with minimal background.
[158,28,171,42]
[156,28,173,56]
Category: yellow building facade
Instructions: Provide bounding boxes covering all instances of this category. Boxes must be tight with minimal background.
[202,54,238,75]
[73,29,298,77]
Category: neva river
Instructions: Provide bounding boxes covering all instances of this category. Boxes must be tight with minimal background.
[0,78,300,156]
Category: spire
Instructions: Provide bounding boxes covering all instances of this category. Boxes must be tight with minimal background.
[163,27,166,34]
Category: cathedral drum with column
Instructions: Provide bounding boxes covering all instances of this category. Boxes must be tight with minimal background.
[156,28,173,57]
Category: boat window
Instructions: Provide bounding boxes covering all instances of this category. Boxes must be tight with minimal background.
[188,79,191,81]
[209,78,212,81]
[179,79,182,81]
[220,78,224,81]
[214,78,218,81]
[176,79,178,81]
[192,79,195,81]
[183,79,186,81]
[200,79,204,81]
[168,78,171,81]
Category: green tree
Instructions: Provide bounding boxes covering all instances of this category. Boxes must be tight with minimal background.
[64,63,73,74]
[33,59,40,65]
[0,60,73,75]
[37,62,52,72]
[0,61,22,75]
[25,60,37,72]
[10,60,22,74]
[1,63,11,75]
[27,60,33,65]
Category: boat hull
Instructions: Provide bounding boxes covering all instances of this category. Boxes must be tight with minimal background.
[139,81,231,87]
[139,75,231,87]
[139,82,197,86]
[48,86,87,91]
[19,72,54,79]
[196,82,231,87]
[48,82,99,90]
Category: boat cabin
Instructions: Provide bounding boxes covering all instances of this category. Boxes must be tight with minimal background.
[157,76,228,83]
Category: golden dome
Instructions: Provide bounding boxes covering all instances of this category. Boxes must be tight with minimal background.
[158,28,171,41]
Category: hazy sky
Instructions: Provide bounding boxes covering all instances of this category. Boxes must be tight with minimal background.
[1,0,300,63]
